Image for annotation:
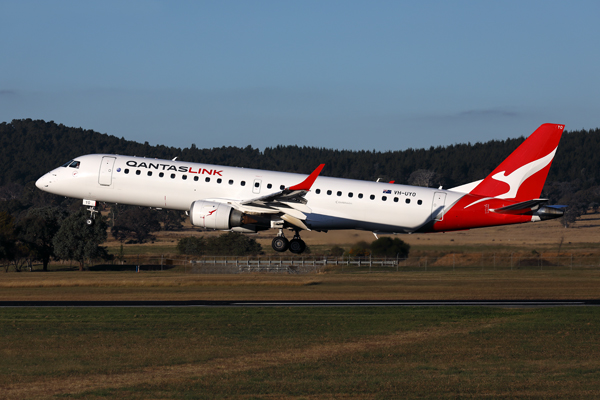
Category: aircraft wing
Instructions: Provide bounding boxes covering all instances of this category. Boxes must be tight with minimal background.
[205,164,325,230]
[239,164,324,210]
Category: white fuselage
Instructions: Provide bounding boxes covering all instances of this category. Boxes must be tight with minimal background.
[36,154,464,233]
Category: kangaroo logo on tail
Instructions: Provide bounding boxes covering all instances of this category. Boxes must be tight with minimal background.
[465,147,557,208]
[465,123,565,207]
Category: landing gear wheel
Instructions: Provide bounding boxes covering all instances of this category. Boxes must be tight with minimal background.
[272,236,289,252]
[289,238,306,254]
[86,218,94,226]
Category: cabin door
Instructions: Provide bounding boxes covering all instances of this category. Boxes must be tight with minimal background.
[431,192,447,221]
[98,156,116,186]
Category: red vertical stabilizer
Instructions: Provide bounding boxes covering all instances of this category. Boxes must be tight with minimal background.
[469,123,564,201]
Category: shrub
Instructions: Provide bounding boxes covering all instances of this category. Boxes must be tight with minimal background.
[370,237,410,258]
[349,241,371,257]
[329,245,345,257]
[178,232,262,256]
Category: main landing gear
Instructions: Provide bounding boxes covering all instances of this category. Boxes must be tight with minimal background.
[271,229,306,254]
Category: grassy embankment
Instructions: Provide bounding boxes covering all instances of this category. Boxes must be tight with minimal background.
[98,212,600,258]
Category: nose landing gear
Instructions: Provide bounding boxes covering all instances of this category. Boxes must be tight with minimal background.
[86,206,98,225]
[83,200,99,225]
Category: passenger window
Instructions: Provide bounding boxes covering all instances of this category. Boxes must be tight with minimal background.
[337,191,342,196]
[182,175,187,180]
[159,172,164,177]
[194,176,199,181]
[394,197,399,202]
[316,189,321,194]
[327,190,332,195]
[382,196,387,201]
[254,182,260,188]
[205,177,210,182]
[124,169,130,174]
[217,178,222,184]
[405,198,411,204]
[348,192,353,198]
[229,179,234,185]
[280,185,285,190]
[136,170,141,175]
[147,171,152,177]
[417,199,423,205]
[370,195,375,200]
[171,174,176,179]
[358,193,363,199]
[267,183,272,189]
[241,181,246,186]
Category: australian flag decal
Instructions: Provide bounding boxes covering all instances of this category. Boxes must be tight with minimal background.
[383,189,391,194]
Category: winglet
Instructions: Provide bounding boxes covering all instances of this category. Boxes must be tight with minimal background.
[289,164,325,191]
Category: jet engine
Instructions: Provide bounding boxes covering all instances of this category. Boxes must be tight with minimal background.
[189,200,244,230]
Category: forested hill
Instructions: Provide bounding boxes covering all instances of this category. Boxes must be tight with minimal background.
[1,118,599,190]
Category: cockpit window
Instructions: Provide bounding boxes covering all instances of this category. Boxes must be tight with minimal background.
[69,161,80,169]
[61,160,74,167]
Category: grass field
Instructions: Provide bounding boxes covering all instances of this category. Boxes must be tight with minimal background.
[3,214,599,398]
[1,306,599,399]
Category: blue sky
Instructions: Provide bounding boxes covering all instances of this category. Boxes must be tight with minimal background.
[2,1,599,152]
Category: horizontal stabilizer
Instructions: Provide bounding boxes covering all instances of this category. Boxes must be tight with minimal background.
[491,199,548,215]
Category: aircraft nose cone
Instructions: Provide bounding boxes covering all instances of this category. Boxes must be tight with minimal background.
[36,175,48,190]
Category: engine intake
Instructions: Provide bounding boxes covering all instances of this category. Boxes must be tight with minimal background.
[189,201,244,230]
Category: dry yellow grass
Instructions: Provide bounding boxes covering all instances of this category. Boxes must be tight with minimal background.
[2,270,599,301]
[105,212,600,256]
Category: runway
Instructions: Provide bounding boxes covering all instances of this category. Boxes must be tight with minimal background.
[1,300,599,307]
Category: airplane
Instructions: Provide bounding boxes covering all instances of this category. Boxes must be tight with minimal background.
[36,123,566,254]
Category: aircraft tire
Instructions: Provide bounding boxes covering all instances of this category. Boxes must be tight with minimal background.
[272,237,289,252]
[289,238,306,254]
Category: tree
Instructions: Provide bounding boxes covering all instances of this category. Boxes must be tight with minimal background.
[408,169,441,188]
[159,209,186,231]
[0,211,17,271]
[177,236,206,256]
[18,207,67,271]
[111,207,161,243]
[53,209,109,271]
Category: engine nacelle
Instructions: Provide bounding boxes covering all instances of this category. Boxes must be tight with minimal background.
[189,200,244,230]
